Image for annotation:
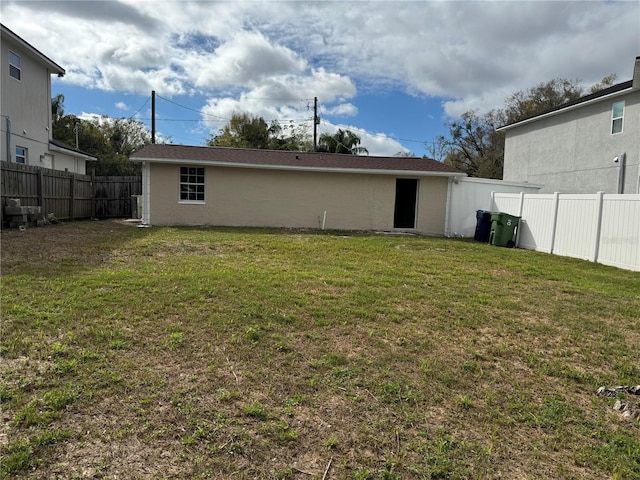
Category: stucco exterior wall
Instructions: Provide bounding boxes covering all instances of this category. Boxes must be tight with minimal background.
[145,163,449,234]
[1,33,53,165]
[503,90,640,194]
[0,29,89,174]
[49,150,88,174]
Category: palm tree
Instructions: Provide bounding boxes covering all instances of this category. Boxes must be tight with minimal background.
[51,93,65,120]
[318,129,368,155]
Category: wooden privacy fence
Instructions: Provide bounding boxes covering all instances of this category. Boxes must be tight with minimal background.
[1,161,142,226]
[94,176,142,218]
[492,191,640,272]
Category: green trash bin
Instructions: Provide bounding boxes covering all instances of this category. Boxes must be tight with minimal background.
[489,212,520,247]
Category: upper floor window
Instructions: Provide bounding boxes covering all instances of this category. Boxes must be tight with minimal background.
[9,51,21,81]
[179,167,205,202]
[611,101,624,134]
[15,146,27,164]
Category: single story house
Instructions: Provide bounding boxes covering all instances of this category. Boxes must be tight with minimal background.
[130,144,466,235]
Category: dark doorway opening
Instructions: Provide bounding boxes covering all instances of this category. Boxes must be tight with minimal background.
[393,178,418,228]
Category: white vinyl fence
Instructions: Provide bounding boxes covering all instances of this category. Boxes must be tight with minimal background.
[446,177,542,238]
[492,192,640,272]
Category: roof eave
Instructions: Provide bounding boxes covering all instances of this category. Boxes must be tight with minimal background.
[130,156,466,177]
[49,142,97,161]
[1,24,65,76]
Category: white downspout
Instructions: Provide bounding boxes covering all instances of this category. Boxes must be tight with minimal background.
[615,153,626,194]
[142,162,151,225]
[5,116,12,162]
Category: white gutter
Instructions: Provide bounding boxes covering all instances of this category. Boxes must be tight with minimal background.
[129,156,466,178]
[497,86,636,132]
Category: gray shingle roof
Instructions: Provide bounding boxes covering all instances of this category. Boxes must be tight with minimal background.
[131,144,465,176]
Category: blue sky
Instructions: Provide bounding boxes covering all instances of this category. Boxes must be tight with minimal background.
[3,0,639,157]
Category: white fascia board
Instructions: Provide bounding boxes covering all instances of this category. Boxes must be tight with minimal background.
[497,87,635,132]
[131,156,467,178]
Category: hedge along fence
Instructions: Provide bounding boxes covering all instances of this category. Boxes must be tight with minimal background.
[0,161,141,226]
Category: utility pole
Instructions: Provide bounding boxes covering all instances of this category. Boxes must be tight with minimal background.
[151,90,156,144]
[313,97,319,151]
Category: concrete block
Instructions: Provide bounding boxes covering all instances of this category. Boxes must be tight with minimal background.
[8,214,29,222]
[7,198,21,207]
[4,206,29,215]
[27,206,42,215]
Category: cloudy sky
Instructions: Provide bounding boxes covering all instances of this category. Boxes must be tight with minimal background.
[2,0,639,156]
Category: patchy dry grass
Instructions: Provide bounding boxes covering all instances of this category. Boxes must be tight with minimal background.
[1,220,639,479]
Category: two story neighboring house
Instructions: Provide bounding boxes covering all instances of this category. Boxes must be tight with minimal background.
[499,57,640,194]
[1,24,96,174]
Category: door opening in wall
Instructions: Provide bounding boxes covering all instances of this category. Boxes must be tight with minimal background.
[393,178,418,228]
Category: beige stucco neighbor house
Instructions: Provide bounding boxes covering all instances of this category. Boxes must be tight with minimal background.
[499,56,640,194]
[130,144,466,234]
[1,24,96,174]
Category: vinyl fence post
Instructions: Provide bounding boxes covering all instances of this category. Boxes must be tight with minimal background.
[592,191,605,263]
[549,192,560,254]
[515,192,525,247]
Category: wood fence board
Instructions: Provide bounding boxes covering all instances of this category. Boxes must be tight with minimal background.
[1,161,141,226]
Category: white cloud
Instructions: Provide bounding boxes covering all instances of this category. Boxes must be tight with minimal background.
[322,103,358,117]
[199,67,357,131]
[4,1,638,106]
[2,0,638,152]
[115,102,129,111]
[182,31,307,89]
[317,122,410,157]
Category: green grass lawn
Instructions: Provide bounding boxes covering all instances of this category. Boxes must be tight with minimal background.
[1,221,639,479]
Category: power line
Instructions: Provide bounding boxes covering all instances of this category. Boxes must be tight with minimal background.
[127,96,150,121]
[154,94,437,147]
[156,94,228,121]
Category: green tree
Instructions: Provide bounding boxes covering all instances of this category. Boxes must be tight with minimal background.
[208,113,270,149]
[267,120,313,151]
[441,110,506,179]
[207,113,311,151]
[76,116,152,175]
[52,95,151,175]
[438,75,615,179]
[51,93,65,120]
[503,77,583,123]
[317,129,368,155]
[588,74,617,94]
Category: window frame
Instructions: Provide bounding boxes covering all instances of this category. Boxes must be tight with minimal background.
[611,100,624,135]
[179,166,205,203]
[15,146,27,164]
[9,50,21,81]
